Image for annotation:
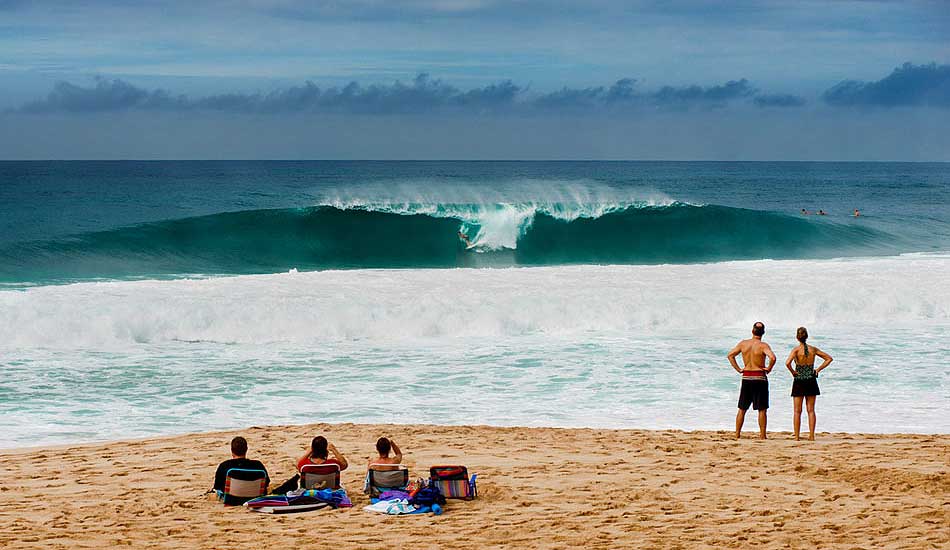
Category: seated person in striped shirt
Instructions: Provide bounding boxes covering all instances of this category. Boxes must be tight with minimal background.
[727,321,777,440]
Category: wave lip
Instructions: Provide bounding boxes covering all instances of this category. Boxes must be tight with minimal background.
[331,199,674,250]
[0,202,895,282]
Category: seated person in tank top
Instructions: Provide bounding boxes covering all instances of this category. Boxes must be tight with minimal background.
[368,437,402,471]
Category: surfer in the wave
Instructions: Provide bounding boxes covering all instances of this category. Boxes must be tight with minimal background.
[817,209,827,216]
[853,209,860,217]
[458,231,473,248]
[727,322,776,440]
[800,208,810,215]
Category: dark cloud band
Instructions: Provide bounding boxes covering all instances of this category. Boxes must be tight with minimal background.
[18,63,947,116]
[13,74,793,115]
[823,62,950,108]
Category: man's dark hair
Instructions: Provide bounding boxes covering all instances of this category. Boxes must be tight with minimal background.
[376,437,391,456]
[231,436,248,457]
[311,436,329,459]
[752,322,765,337]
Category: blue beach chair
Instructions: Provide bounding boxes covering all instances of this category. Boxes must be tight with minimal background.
[364,464,409,497]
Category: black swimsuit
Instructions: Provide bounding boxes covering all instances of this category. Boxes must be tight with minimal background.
[791,361,820,397]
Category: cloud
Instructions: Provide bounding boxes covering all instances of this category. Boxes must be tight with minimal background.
[531,78,756,111]
[753,93,807,108]
[651,79,756,107]
[3,1,946,106]
[822,62,950,108]
[17,78,186,113]
[16,74,526,115]
[14,74,772,115]
[198,74,525,113]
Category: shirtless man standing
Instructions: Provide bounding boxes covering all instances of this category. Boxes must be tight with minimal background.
[727,321,777,440]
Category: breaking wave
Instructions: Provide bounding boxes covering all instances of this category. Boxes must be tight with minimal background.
[0,201,891,282]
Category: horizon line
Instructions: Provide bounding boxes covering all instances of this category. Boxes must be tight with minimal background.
[2,159,949,163]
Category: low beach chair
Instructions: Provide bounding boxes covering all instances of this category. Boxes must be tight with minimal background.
[429,465,477,500]
[365,464,409,497]
[220,468,268,506]
[300,463,342,490]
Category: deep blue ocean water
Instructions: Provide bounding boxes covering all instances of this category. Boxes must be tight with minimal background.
[1,161,948,446]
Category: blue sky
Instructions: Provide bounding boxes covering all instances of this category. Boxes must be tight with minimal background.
[1,0,948,159]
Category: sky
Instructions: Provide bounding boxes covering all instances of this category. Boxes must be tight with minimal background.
[1,0,948,160]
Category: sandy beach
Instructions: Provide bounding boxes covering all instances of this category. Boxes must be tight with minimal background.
[1,423,947,549]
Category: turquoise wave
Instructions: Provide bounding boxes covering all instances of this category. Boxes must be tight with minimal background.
[0,203,891,282]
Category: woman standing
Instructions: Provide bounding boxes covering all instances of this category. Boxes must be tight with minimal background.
[784,327,833,440]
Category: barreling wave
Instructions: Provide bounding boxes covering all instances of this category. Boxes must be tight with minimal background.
[0,202,891,282]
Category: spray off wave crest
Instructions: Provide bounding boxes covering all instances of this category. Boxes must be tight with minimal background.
[322,199,673,250]
[319,179,677,251]
[0,197,889,282]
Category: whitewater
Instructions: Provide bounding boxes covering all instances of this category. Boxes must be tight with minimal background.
[2,254,948,447]
[1,160,948,447]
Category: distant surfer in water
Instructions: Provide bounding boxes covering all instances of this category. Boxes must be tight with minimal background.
[727,322,776,440]
[853,209,860,217]
[801,208,810,215]
[458,231,473,247]
[817,209,827,216]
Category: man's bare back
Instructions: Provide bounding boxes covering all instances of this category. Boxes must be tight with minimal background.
[730,338,775,372]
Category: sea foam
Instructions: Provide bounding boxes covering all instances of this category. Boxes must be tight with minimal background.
[2,254,947,349]
[2,254,949,447]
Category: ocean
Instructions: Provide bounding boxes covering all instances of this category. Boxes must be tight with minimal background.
[1,161,948,447]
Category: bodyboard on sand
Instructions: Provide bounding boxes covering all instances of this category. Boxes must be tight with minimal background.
[249,502,329,514]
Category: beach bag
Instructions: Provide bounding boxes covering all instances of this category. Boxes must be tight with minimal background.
[429,465,477,500]
[409,480,446,507]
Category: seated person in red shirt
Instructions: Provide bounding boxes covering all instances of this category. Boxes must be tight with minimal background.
[297,436,348,472]
[212,436,269,492]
